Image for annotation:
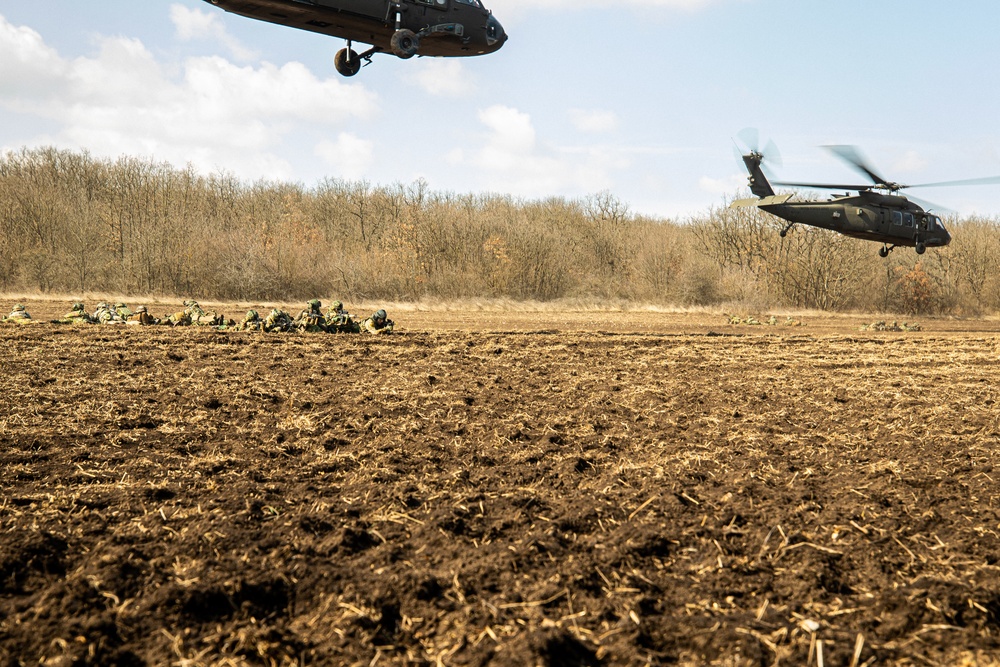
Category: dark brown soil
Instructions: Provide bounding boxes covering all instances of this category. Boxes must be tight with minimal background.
[2,303,1000,666]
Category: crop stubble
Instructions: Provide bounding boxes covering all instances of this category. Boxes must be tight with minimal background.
[2,312,1000,666]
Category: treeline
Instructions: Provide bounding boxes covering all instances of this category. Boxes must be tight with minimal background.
[2,146,999,314]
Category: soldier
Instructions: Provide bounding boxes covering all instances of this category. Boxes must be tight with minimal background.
[3,303,34,324]
[164,299,209,326]
[55,302,93,324]
[163,307,193,326]
[93,302,126,324]
[234,309,264,331]
[361,309,394,335]
[184,300,223,326]
[295,299,328,333]
[126,305,159,325]
[114,302,133,320]
[325,300,359,333]
[263,307,293,333]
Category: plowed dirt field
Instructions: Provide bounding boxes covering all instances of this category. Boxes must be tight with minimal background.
[3,301,1000,666]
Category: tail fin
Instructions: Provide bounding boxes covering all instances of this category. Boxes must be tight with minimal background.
[742,152,775,198]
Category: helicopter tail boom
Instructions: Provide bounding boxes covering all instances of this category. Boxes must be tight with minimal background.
[730,194,794,209]
[739,152,778,198]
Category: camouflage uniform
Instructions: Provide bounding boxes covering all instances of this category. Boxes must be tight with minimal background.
[361,309,394,335]
[263,308,293,333]
[325,300,359,333]
[93,302,126,324]
[55,302,93,324]
[3,304,33,324]
[295,299,328,333]
[234,309,264,332]
[126,305,159,325]
[163,300,206,326]
[163,308,193,326]
[185,300,225,326]
[114,302,133,320]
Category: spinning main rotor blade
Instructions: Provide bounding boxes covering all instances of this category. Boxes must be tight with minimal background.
[771,180,875,191]
[905,193,951,214]
[907,175,1000,189]
[824,145,890,187]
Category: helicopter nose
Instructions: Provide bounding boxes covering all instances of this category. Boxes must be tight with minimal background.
[485,14,506,49]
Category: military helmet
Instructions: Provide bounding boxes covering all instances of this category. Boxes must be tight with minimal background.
[270,308,281,316]
[96,302,108,310]
[136,305,147,313]
[331,300,344,311]
[374,309,387,320]
[246,309,258,320]
[72,302,84,310]
[184,299,197,307]
[12,303,25,312]
[115,302,126,309]
[308,299,321,308]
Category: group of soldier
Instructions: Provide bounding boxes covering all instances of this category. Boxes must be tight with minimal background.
[1,300,395,335]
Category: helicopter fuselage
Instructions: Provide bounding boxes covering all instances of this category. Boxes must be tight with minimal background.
[755,192,951,249]
[204,0,506,57]
[733,150,953,255]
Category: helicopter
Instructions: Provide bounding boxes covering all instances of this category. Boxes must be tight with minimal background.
[203,0,507,77]
[731,141,1000,257]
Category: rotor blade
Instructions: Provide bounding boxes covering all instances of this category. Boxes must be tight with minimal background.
[763,139,783,168]
[823,145,889,186]
[772,180,873,191]
[904,193,953,214]
[737,127,760,153]
[907,175,1000,189]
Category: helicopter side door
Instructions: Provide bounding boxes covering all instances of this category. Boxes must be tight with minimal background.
[888,210,918,242]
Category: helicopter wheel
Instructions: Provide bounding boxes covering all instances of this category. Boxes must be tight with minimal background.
[334,48,362,76]
[391,29,420,58]
[915,242,926,255]
[878,246,890,258]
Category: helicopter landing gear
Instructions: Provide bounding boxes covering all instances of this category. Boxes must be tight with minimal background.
[334,42,379,77]
[335,47,361,76]
[915,241,926,255]
[390,29,420,58]
[878,244,892,258]
[779,222,795,238]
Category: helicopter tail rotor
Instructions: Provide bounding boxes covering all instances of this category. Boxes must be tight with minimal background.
[734,128,782,168]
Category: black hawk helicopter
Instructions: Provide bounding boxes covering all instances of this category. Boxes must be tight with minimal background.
[203,0,507,77]
[732,140,1000,257]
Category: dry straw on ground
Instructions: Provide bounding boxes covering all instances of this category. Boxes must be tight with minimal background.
[3,306,1000,665]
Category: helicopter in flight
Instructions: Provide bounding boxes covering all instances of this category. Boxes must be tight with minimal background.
[203,0,507,77]
[732,140,1000,257]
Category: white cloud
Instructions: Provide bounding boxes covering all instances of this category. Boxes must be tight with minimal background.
[457,105,626,197]
[568,109,618,134]
[0,14,378,181]
[0,18,67,100]
[406,58,476,97]
[699,173,747,195]
[315,133,375,180]
[170,3,258,62]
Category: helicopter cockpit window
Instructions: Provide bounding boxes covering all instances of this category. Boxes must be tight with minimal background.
[454,0,485,7]
[892,211,903,226]
[902,212,914,227]
[414,0,449,7]
[930,216,944,231]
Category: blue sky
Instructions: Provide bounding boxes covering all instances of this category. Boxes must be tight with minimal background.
[2,0,999,218]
